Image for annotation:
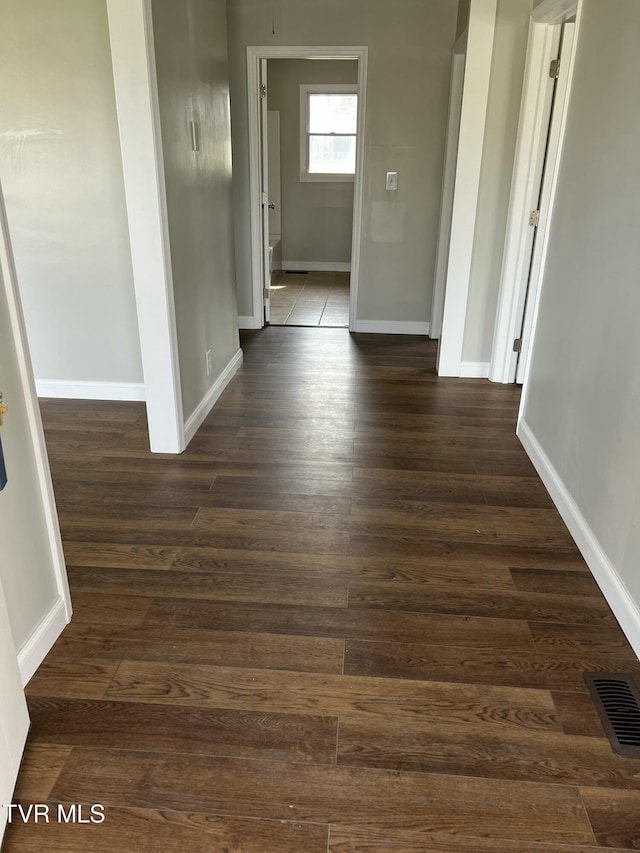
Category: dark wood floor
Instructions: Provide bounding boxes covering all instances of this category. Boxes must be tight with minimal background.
[6,328,640,852]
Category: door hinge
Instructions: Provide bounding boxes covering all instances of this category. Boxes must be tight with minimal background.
[529,209,540,227]
[260,84,267,99]
[513,338,523,353]
[263,287,270,300]
[549,58,560,79]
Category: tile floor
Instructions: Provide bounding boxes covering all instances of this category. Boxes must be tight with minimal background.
[269,270,350,327]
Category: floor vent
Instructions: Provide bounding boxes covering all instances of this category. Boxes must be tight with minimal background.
[584,673,640,758]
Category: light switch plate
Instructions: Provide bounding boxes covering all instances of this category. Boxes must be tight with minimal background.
[386,171,398,191]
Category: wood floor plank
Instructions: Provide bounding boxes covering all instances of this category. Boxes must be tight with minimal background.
[344,639,640,691]
[530,621,638,659]
[329,826,625,852]
[46,622,345,674]
[3,806,328,853]
[104,660,562,731]
[49,749,594,843]
[552,691,608,738]
[168,547,517,590]
[511,567,601,596]
[348,581,616,625]
[349,580,617,627]
[62,542,179,569]
[67,593,152,627]
[143,598,534,650]
[27,697,338,764]
[67,565,349,607]
[337,715,640,788]
[580,787,640,849]
[25,659,121,700]
[12,745,73,801]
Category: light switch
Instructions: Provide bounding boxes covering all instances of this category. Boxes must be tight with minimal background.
[386,171,398,191]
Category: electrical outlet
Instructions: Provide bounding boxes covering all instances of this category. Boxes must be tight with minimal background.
[206,349,213,376]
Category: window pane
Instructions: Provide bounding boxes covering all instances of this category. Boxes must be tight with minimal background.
[308,134,356,174]
[309,94,357,134]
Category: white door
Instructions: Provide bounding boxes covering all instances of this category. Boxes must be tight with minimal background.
[260,59,272,324]
[515,22,576,383]
[0,573,29,843]
[0,176,71,842]
[0,187,30,843]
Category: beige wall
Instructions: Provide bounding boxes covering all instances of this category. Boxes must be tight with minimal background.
[0,0,142,386]
[462,0,533,363]
[152,0,240,421]
[268,59,357,265]
[228,0,458,324]
[523,1,640,616]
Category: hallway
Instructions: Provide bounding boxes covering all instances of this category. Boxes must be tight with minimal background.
[6,328,640,851]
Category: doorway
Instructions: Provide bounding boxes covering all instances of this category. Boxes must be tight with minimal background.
[246,47,368,332]
[265,59,357,327]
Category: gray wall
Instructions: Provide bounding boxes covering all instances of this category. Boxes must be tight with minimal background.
[0,0,143,387]
[456,0,471,37]
[523,1,640,611]
[462,0,533,363]
[267,59,357,266]
[152,0,240,421]
[228,0,458,323]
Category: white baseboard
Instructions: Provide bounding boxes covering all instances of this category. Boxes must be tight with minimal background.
[18,596,70,686]
[237,315,262,330]
[518,418,640,659]
[280,261,352,273]
[36,379,145,401]
[460,361,490,378]
[184,348,243,445]
[352,320,431,336]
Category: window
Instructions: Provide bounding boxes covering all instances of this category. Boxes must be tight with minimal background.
[300,84,358,182]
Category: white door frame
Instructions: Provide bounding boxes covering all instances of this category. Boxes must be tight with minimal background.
[246,46,368,332]
[489,0,583,383]
[430,33,467,340]
[437,0,497,376]
[0,183,71,684]
[107,0,186,454]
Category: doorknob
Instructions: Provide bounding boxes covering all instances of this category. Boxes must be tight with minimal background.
[0,392,7,426]
[268,203,276,210]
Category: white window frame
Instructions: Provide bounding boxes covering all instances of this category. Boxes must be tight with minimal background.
[299,83,358,183]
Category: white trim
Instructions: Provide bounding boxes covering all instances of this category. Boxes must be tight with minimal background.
[437,0,497,376]
[35,380,146,402]
[532,0,577,24]
[518,419,640,660]
[0,183,72,645]
[280,261,351,273]
[183,349,243,445]
[489,22,561,383]
[352,320,430,336]
[460,361,490,379]
[299,83,358,183]
[17,597,68,686]
[246,46,368,334]
[238,315,262,330]
[107,0,185,454]
[431,51,466,340]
